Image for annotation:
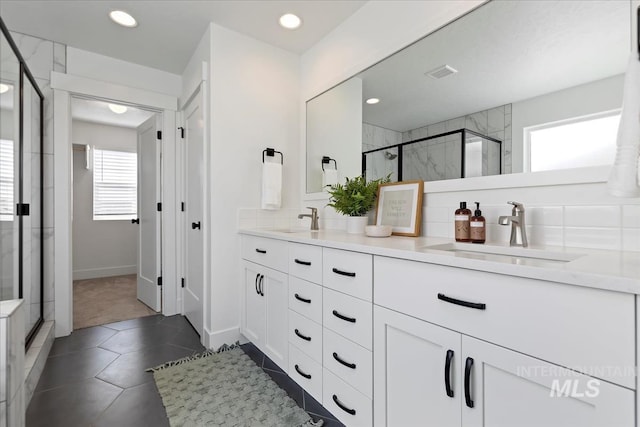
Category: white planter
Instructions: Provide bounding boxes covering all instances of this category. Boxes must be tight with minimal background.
[346,215,369,234]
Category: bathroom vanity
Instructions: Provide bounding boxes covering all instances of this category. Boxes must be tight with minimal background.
[239,229,639,427]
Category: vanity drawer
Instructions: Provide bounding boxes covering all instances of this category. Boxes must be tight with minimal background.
[323,328,372,398]
[288,276,322,324]
[288,243,322,284]
[323,248,372,301]
[288,310,322,363]
[323,288,372,350]
[323,368,372,427]
[241,235,288,272]
[374,256,636,389]
[289,344,322,403]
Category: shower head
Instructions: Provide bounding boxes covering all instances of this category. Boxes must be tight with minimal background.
[384,151,398,160]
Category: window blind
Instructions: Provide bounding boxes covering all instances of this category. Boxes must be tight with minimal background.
[0,139,14,218]
[93,148,137,218]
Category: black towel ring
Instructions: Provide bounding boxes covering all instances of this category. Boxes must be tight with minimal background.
[262,148,283,164]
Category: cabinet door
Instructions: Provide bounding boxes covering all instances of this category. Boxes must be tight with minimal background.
[242,261,265,346]
[263,267,289,371]
[374,306,462,427]
[462,336,634,427]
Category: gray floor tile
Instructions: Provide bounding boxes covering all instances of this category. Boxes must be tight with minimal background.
[49,326,117,356]
[98,323,180,354]
[93,381,169,427]
[102,314,163,331]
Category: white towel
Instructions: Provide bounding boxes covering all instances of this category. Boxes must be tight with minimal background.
[261,162,282,210]
[322,168,339,189]
[607,53,640,197]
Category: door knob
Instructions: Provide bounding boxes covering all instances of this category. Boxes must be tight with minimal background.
[131,218,139,224]
[191,221,201,229]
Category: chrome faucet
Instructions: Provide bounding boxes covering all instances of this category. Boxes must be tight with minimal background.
[498,201,528,247]
[298,207,319,231]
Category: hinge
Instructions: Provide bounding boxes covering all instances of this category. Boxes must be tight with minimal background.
[157,202,162,212]
[181,202,185,212]
[16,203,30,216]
[157,130,162,140]
[178,127,185,138]
[157,276,162,287]
[181,278,185,288]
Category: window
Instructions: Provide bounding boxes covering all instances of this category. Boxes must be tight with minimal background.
[526,111,620,172]
[0,139,13,221]
[93,148,137,220]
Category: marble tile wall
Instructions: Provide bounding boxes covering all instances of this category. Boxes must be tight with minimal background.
[1,300,25,427]
[362,123,402,182]
[23,321,54,406]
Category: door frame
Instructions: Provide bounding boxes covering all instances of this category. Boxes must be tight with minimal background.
[51,71,179,337]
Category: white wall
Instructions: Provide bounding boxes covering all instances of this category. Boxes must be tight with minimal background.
[71,120,137,279]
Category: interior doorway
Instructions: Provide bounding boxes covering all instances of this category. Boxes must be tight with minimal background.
[70,96,162,329]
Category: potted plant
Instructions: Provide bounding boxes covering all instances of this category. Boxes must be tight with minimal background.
[327,174,390,234]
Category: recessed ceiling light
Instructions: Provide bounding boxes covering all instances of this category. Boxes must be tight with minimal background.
[109,10,138,28]
[0,84,9,94]
[279,13,302,30]
[366,98,380,105]
[108,103,128,114]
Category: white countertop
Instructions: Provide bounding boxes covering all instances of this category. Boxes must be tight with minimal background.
[239,228,640,295]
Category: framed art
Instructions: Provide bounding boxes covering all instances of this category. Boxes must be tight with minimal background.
[374,180,424,236]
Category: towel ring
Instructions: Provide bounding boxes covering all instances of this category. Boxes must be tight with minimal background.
[262,148,283,164]
[322,156,337,171]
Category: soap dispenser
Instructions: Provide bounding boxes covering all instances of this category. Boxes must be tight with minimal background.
[455,202,471,242]
[470,202,486,244]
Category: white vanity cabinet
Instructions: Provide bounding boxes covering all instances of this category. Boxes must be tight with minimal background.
[240,236,289,371]
[373,257,636,427]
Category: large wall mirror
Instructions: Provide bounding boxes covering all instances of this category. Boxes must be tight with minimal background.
[305,0,631,194]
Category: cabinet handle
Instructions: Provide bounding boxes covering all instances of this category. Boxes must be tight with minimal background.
[332,310,356,323]
[333,352,356,370]
[332,267,356,277]
[294,259,312,266]
[445,349,454,398]
[464,357,474,408]
[259,275,264,296]
[294,293,311,304]
[294,329,312,342]
[255,274,260,295]
[438,293,486,310]
[332,394,356,416]
[255,248,267,254]
[294,364,312,379]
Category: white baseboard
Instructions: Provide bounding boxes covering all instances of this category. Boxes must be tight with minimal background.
[72,265,137,280]
[204,326,241,350]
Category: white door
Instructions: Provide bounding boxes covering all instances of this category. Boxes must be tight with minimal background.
[374,305,462,427]
[462,335,634,427]
[183,90,204,335]
[136,115,161,311]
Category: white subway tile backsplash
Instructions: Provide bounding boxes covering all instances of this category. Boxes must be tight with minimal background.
[527,206,563,226]
[622,229,640,252]
[527,226,563,247]
[564,227,621,251]
[564,206,621,228]
[622,205,640,228]
[424,206,450,223]
[425,222,450,238]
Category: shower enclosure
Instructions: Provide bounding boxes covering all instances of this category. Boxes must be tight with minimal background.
[0,19,44,347]
[363,128,502,183]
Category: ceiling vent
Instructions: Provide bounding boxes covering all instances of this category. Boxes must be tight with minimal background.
[425,65,458,80]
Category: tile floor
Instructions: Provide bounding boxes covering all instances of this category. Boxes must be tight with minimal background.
[26,314,344,427]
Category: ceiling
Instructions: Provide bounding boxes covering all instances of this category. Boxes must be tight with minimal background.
[0,0,366,75]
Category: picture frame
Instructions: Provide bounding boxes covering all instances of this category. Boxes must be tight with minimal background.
[374,180,424,237]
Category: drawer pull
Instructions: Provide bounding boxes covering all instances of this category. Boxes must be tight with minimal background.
[464,357,474,408]
[255,248,267,254]
[332,310,356,323]
[445,349,454,398]
[294,364,312,379]
[333,352,356,370]
[258,275,264,296]
[294,329,312,342]
[332,394,356,416]
[294,293,311,304]
[332,267,356,277]
[438,293,486,310]
[294,259,312,266]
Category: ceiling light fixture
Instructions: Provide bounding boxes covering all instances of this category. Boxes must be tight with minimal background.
[366,98,380,105]
[279,13,302,30]
[426,65,458,80]
[0,84,9,94]
[108,103,128,114]
[109,10,138,28]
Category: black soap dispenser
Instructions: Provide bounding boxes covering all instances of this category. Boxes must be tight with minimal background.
[470,202,486,244]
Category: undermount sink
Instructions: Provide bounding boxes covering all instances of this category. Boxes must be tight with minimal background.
[269,228,315,234]
[422,243,584,264]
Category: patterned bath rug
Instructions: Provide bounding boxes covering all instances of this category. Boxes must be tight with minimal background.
[148,344,322,427]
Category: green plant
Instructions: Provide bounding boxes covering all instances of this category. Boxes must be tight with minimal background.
[327,174,390,216]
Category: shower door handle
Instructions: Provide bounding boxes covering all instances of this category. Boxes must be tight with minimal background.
[131,218,139,224]
[192,221,201,230]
